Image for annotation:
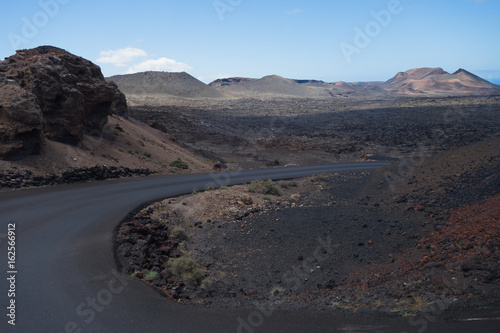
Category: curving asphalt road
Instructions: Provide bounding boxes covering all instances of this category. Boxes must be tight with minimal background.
[1,163,498,333]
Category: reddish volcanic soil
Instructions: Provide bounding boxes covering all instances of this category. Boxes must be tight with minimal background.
[331,194,500,315]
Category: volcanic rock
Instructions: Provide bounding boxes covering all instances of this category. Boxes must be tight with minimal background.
[0,76,43,158]
[0,46,127,158]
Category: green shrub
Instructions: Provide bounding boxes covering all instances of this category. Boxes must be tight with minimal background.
[169,158,189,169]
[144,270,159,281]
[278,180,298,189]
[247,179,281,196]
[144,152,152,158]
[200,277,217,290]
[310,173,330,182]
[167,257,201,284]
[172,226,188,241]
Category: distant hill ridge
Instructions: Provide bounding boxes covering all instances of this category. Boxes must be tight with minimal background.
[210,68,499,98]
[108,67,500,102]
[209,74,389,99]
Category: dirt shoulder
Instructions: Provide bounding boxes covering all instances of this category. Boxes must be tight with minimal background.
[115,136,500,316]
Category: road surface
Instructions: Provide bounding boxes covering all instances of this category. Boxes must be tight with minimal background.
[1,163,498,332]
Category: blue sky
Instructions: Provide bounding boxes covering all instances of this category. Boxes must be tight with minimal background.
[1,0,499,84]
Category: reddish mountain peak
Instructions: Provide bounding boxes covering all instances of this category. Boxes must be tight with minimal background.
[451,69,493,85]
[453,68,476,77]
[406,67,447,79]
[384,68,444,86]
[425,68,449,76]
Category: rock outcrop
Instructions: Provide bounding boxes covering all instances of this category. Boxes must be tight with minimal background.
[0,46,127,159]
[0,76,43,157]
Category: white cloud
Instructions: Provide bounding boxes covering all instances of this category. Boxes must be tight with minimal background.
[286,8,304,15]
[126,57,193,74]
[96,47,147,67]
[96,47,193,74]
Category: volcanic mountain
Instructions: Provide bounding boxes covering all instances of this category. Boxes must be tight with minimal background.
[108,71,225,105]
[381,67,500,96]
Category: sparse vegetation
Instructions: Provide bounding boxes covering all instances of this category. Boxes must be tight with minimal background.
[167,257,201,284]
[247,179,281,196]
[387,296,432,316]
[310,173,330,182]
[144,270,159,281]
[373,299,385,309]
[335,303,365,313]
[169,158,189,169]
[172,226,189,241]
[331,301,341,309]
[200,277,217,290]
[178,241,187,252]
[204,185,217,191]
[143,152,152,158]
[410,296,434,313]
[278,180,298,188]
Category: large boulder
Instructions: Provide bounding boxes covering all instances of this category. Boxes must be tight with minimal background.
[0,76,43,158]
[0,46,128,154]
